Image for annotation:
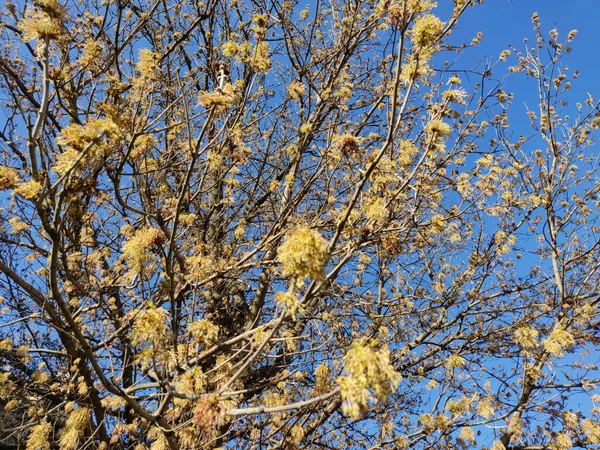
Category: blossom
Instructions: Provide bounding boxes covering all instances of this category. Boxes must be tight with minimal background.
[277,226,328,281]
[411,14,445,48]
[337,338,402,419]
[13,180,42,200]
[26,422,52,450]
[542,327,575,357]
[198,82,239,110]
[60,407,91,450]
[442,88,468,104]
[513,325,539,350]
[0,167,20,190]
[582,419,600,444]
[288,80,306,102]
[135,49,160,81]
[426,119,452,138]
[275,291,303,318]
[476,397,495,419]
[122,227,165,273]
[335,132,359,155]
[447,74,462,85]
[188,319,219,347]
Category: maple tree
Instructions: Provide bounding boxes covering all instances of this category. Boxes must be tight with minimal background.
[1,0,600,448]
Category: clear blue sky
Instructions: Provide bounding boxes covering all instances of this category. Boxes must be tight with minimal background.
[451,0,600,98]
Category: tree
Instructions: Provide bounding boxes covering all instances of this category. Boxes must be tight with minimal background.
[1,0,600,448]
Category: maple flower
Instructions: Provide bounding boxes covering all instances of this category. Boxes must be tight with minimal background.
[121,227,165,273]
[60,407,91,450]
[411,14,445,48]
[26,422,52,450]
[337,338,402,419]
[0,166,20,190]
[13,180,42,200]
[277,226,328,281]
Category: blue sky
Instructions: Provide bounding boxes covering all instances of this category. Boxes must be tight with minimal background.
[453,0,600,97]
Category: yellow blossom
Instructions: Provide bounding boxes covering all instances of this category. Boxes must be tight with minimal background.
[337,338,402,419]
[460,426,476,443]
[288,80,306,102]
[136,49,160,81]
[26,422,52,450]
[198,82,239,110]
[275,291,303,318]
[0,167,20,190]
[442,88,467,104]
[476,397,495,419]
[444,354,464,369]
[277,226,328,281]
[19,2,65,42]
[314,363,332,395]
[13,180,42,200]
[335,132,359,155]
[9,217,29,234]
[448,74,462,85]
[411,14,445,48]
[499,49,511,61]
[426,120,452,138]
[514,325,539,350]
[121,227,165,273]
[542,327,575,357]
[365,197,389,224]
[582,419,600,444]
[551,433,572,450]
[223,41,240,57]
[130,307,169,349]
[188,319,219,346]
[60,407,91,450]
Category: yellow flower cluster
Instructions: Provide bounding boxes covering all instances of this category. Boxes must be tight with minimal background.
[60,407,91,450]
[275,291,303,318]
[513,325,539,350]
[221,40,271,72]
[131,49,160,97]
[460,426,476,443]
[198,82,239,110]
[250,14,269,39]
[188,319,219,347]
[445,396,472,416]
[121,227,165,273]
[79,39,104,69]
[176,367,206,397]
[364,197,389,225]
[444,353,464,369]
[582,419,600,444]
[387,2,405,24]
[19,0,66,41]
[542,327,575,357]
[426,119,452,138]
[26,422,52,450]
[13,180,42,200]
[136,49,159,79]
[277,226,328,281]
[476,397,495,419]
[442,88,467,104]
[0,167,20,190]
[335,132,360,155]
[337,338,402,419]
[288,80,306,102]
[407,0,436,14]
[54,117,122,176]
[398,139,418,166]
[130,308,169,369]
[313,363,332,395]
[411,14,445,48]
